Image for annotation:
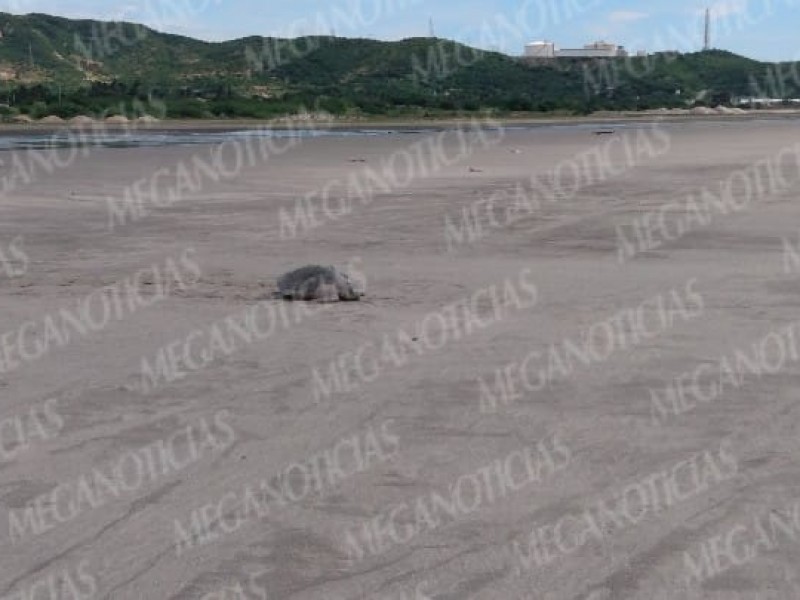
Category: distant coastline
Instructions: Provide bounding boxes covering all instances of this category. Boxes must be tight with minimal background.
[0,110,795,152]
[0,109,798,136]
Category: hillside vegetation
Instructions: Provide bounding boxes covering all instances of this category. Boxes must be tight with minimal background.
[0,12,796,119]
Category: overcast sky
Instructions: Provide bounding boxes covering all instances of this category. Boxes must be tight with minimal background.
[0,0,796,61]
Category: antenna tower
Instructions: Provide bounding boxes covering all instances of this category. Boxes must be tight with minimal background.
[704,8,711,50]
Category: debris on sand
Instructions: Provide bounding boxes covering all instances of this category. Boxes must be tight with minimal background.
[277,265,363,302]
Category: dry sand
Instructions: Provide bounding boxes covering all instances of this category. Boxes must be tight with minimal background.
[1,119,800,599]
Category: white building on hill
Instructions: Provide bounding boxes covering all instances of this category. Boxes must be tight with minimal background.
[525,40,629,59]
[524,41,556,58]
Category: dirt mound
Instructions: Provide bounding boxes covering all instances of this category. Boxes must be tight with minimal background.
[69,115,95,125]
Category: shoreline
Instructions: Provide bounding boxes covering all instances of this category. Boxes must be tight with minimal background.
[0,110,797,137]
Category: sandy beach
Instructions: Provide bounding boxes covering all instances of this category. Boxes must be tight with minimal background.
[2,118,800,600]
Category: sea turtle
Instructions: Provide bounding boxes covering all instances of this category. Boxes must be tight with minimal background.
[276,265,362,302]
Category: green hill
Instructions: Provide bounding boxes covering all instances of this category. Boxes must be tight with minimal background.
[0,12,796,119]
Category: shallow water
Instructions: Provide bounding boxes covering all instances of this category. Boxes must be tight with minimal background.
[0,116,795,151]
[0,127,396,151]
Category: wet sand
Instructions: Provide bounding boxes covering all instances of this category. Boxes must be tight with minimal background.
[1,109,799,135]
[2,119,800,599]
